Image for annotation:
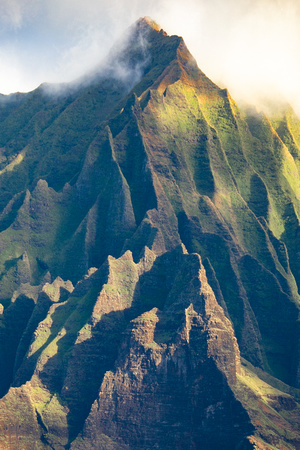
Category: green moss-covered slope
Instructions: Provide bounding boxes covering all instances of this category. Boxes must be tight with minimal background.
[0,16,299,449]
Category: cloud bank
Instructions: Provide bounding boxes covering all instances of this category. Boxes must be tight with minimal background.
[0,0,300,115]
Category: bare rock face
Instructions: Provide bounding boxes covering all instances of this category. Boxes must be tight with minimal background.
[72,252,252,449]
[0,385,42,449]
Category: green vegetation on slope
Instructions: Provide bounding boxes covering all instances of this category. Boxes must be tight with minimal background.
[0,17,298,450]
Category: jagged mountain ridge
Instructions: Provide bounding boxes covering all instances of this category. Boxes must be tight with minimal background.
[0,17,299,449]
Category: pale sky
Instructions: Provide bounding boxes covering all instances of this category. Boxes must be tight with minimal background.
[0,0,299,115]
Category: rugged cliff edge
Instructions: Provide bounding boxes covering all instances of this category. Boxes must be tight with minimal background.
[0,17,299,449]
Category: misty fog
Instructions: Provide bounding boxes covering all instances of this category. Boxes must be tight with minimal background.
[0,0,299,115]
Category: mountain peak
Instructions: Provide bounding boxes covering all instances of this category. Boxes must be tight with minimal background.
[135,16,163,33]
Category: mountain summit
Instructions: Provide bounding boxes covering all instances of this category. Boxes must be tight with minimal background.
[0,18,299,449]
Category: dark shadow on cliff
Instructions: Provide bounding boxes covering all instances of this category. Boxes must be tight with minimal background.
[247,173,269,220]
[17,252,170,444]
[0,295,35,398]
[280,201,300,291]
[177,211,247,344]
[5,245,257,449]
[69,287,254,449]
[177,209,300,385]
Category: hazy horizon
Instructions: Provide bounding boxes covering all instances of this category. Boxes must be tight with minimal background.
[0,0,299,115]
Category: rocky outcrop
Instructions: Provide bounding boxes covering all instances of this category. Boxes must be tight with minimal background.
[72,252,251,449]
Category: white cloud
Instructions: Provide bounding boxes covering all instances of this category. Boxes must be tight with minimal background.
[0,0,41,29]
[0,0,299,115]
[0,0,24,29]
[160,0,300,115]
[0,48,22,92]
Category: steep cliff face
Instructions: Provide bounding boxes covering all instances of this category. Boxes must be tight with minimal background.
[0,16,299,449]
[72,251,250,450]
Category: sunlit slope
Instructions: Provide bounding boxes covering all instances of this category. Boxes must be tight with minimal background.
[0,17,299,449]
[106,46,300,385]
